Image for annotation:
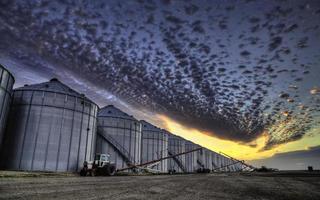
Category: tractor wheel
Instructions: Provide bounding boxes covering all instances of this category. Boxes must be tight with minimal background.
[104,165,116,176]
[80,169,87,176]
[91,169,97,176]
[108,165,116,176]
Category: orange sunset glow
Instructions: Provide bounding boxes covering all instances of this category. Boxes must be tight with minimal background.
[159,115,320,161]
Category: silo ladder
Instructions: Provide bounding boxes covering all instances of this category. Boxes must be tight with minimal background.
[98,132,135,167]
[168,150,187,173]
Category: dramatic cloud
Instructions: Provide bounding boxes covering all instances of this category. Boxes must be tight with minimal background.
[249,146,320,170]
[0,0,319,150]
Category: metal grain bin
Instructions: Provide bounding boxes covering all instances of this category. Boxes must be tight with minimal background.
[0,78,98,172]
[96,105,141,171]
[227,158,236,172]
[217,155,224,171]
[167,133,186,173]
[202,148,213,172]
[228,159,234,172]
[221,156,228,171]
[235,162,242,171]
[212,154,221,172]
[0,64,15,153]
[185,140,199,173]
[141,120,168,173]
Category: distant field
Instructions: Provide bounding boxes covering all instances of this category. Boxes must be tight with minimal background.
[0,171,320,200]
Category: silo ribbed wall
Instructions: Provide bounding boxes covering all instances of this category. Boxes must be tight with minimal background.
[141,121,168,173]
[214,154,223,171]
[0,64,14,153]
[227,158,237,172]
[229,159,235,171]
[185,141,199,173]
[235,162,242,171]
[222,156,228,171]
[0,79,97,172]
[196,148,204,169]
[211,151,219,171]
[167,134,186,173]
[225,157,231,171]
[203,149,212,171]
[213,153,219,171]
[96,105,141,171]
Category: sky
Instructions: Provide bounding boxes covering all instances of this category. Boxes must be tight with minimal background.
[0,0,319,170]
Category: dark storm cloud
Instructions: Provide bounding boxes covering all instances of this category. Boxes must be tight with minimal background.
[0,0,319,149]
[249,146,320,170]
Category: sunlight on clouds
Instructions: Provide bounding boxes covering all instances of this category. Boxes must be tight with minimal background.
[158,115,320,161]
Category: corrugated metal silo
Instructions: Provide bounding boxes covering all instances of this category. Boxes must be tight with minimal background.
[185,140,199,173]
[216,154,223,171]
[1,78,97,172]
[140,120,168,173]
[96,105,141,171]
[236,162,242,171]
[0,64,14,153]
[229,159,236,172]
[229,158,234,171]
[196,148,211,171]
[225,157,231,171]
[202,148,212,171]
[211,151,219,171]
[167,133,186,173]
[222,156,228,171]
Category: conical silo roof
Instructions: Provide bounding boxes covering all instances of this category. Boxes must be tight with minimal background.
[15,78,94,102]
[98,105,137,121]
[140,120,162,131]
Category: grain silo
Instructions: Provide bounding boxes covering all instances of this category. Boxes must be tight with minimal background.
[0,78,98,172]
[214,153,225,171]
[140,120,168,173]
[202,148,213,172]
[235,162,242,171]
[228,158,237,172]
[185,140,200,173]
[224,157,230,171]
[222,156,228,171]
[211,151,219,171]
[96,105,141,171]
[229,159,235,172]
[167,133,186,173]
[0,64,15,153]
[217,155,224,171]
[214,154,223,172]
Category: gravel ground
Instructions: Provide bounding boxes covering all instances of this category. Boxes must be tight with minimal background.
[0,172,320,200]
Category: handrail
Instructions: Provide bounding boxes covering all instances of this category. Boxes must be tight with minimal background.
[118,147,202,172]
[197,159,204,168]
[219,151,256,171]
[212,161,218,168]
[168,150,186,172]
[98,130,135,166]
[212,160,243,171]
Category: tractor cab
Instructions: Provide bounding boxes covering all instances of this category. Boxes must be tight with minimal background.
[94,154,110,166]
[80,153,116,176]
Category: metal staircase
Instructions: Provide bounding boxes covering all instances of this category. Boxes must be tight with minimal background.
[197,159,204,168]
[168,150,186,173]
[212,161,218,169]
[98,131,135,167]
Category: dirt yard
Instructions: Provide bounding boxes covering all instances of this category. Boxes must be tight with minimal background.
[0,171,319,200]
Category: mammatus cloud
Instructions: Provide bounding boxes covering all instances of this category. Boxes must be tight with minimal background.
[0,0,319,150]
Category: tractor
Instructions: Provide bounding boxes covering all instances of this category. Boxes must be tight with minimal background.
[80,154,116,176]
